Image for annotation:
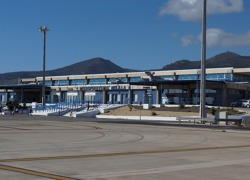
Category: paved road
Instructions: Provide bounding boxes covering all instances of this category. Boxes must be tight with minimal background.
[0,115,250,179]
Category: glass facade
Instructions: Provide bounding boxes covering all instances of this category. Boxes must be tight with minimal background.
[89,78,106,85]
[46,73,233,88]
[108,78,117,84]
[108,77,127,84]
[54,80,69,86]
[206,73,231,81]
[177,75,198,80]
[71,79,87,85]
[130,77,141,82]
[177,73,231,81]
[159,75,174,81]
[107,90,129,104]
[120,77,128,83]
[45,81,52,86]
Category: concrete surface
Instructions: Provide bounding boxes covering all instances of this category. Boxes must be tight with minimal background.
[0,115,250,180]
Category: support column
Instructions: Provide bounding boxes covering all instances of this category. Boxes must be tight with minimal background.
[82,90,85,102]
[156,85,161,105]
[222,85,227,106]
[59,88,62,103]
[187,87,194,105]
[4,89,8,103]
[128,85,132,104]
[102,89,107,104]
[21,87,24,103]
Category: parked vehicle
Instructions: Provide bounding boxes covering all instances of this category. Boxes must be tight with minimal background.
[242,116,250,126]
[230,99,246,107]
[230,99,250,107]
[241,99,250,108]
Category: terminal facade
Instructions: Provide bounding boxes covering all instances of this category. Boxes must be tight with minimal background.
[1,67,250,106]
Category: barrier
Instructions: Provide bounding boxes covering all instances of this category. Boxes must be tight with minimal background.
[176,116,215,124]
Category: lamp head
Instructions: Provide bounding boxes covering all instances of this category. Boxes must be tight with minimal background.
[39,26,49,32]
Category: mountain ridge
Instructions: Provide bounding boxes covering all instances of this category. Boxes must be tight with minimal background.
[0,57,137,84]
[1,52,250,85]
[162,51,250,70]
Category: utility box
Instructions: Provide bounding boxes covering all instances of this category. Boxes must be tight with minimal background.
[215,111,227,119]
[242,116,250,127]
[31,102,37,108]
[143,104,152,109]
[215,111,228,125]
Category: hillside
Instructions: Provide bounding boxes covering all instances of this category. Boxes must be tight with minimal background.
[163,52,250,70]
[45,57,135,76]
[1,52,250,85]
[0,57,136,85]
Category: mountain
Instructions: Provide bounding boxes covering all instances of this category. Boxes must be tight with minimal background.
[0,57,136,85]
[1,52,250,85]
[162,52,250,70]
[45,57,135,76]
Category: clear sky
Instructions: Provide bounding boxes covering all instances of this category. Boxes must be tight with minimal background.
[0,0,250,73]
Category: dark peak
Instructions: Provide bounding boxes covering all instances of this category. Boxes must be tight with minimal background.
[56,57,112,70]
[163,59,198,70]
[46,57,132,76]
[85,57,109,63]
[176,59,192,64]
[81,57,120,68]
[162,51,250,70]
[70,57,109,66]
[211,51,240,60]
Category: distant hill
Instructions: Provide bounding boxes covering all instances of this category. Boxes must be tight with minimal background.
[1,52,250,85]
[45,57,135,76]
[162,52,250,70]
[0,57,136,85]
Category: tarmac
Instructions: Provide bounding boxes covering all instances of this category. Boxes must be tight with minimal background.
[0,114,250,180]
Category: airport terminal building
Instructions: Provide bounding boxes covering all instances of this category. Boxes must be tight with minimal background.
[1,67,250,106]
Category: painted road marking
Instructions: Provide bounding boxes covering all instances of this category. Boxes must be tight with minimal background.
[85,158,250,179]
[0,164,76,180]
[0,144,250,163]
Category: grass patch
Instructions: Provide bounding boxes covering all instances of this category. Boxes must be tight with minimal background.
[151,111,157,116]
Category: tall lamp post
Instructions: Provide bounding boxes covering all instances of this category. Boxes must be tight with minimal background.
[200,0,207,118]
[39,26,49,106]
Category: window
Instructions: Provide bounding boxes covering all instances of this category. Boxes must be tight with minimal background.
[206,73,231,81]
[120,77,128,83]
[108,78,117,84]
[130,77,141,82]
[160,75,174,81]
[177,75,198,80]
[54,80,69,86]
[71,79,86,85]
[45,81,52,86]
[89,78,106,85]
[134,94,138,102]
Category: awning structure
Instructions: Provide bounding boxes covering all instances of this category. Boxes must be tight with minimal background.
[129,80,225,86]
[0,84,49,90]
[0,84,50,103]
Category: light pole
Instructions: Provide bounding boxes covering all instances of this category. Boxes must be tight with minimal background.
[200,0,207,118]
[196,68,200,105]
[39,26,49,106]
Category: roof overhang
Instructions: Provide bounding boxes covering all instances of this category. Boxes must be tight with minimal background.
[129,80,225,86]
[0,84,50,90]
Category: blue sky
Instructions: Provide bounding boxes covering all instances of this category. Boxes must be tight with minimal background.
[0,0,250,73]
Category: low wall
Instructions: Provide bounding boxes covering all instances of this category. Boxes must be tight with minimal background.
[47,109,71,116]
[99,104,126,114]
[96,115,176,121]
[75,109,100,118]
[242,116,250,126]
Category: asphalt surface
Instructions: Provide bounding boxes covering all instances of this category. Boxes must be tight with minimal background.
[0,115,250,180]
